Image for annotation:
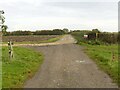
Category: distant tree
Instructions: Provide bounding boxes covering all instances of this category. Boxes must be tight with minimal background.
[92,29,101,33]
[63,28,69,33]
[9,30,32,36]
[53,29,65,35]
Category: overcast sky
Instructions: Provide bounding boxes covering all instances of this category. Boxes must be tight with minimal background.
[0,0,119,32]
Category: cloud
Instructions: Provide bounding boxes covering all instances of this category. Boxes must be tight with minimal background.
[0,0,118,32]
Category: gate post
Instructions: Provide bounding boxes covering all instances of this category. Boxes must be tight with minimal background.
[8,41,13,60]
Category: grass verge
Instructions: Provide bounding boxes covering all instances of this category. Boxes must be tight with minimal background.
[72,33,119,85]
[82,44,118,84]
[2,46,43,88]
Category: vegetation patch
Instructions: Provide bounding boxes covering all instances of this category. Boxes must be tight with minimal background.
[71,30,118,45]
[39,35,63,43]
[2,46,43,88]
[84,44,118,84]
[71,31,119,85]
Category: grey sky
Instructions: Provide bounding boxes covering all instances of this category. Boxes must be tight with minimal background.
[0,0,119,32]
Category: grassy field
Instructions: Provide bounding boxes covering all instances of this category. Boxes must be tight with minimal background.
[2,35,62,44]
[39,35,62,43]
[2,46,43,88]
[72,33,119,85]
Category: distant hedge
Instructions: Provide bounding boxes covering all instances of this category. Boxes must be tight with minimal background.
[71,30,118,44]
[5,29,66,36]
[33,29,65,35]
[6,31,32,36]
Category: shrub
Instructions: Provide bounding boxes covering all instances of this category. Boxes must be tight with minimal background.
[71,30,118,45]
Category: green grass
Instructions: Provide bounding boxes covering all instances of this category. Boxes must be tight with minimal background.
[83,44,118,84]
[2,46,44,88]
[39,35,63,43]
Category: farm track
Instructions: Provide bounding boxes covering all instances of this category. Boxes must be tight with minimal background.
[24,35,118,88]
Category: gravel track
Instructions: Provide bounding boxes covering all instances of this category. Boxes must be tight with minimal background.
[24,35,118,88]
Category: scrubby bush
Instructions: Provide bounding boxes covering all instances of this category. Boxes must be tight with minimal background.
[98,33,118,44]
[71,30,118,45]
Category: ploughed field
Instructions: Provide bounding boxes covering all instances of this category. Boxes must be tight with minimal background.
[2,35,60,44]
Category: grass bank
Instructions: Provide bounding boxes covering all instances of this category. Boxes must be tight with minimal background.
[83,44,118,84]
[2,46,43,88]
[72,33,119,85]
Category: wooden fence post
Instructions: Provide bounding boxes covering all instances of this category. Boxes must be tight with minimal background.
[8,41,13,60]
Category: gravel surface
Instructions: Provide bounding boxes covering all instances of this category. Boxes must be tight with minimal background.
[24,35,118,88]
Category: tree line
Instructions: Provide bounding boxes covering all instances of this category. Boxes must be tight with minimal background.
[4,28,69,36]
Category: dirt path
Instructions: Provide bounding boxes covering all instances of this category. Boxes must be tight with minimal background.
[24,35,118,88]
